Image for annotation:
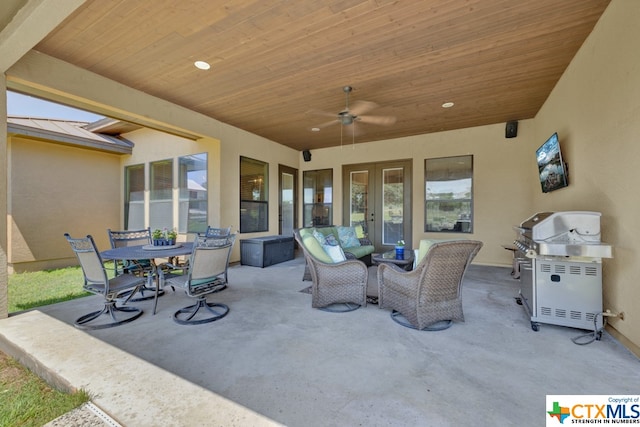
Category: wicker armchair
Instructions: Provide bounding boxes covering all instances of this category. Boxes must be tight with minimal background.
[378,240,483,330]
[294,229,368,312]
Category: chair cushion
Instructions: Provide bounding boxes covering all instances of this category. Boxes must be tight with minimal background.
[325,234,340,246]
[417,238,467,264]
[343,244,374,259]
[323,244,346,262]
[312,229,326,245]
[337,226,361,247]
[300,228,334,264]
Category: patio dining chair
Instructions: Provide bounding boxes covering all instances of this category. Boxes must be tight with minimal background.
[203,225,232,238]
[169,225,233,270]
[64,233,145,330]
[378,240,483,330]
[107,227,156,301]
[159,234,236,325]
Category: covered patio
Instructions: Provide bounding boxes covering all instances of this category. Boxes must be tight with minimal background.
[1,254,638,426]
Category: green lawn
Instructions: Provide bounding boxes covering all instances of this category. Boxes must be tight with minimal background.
[4,266,94,426]
[8,266,91,313]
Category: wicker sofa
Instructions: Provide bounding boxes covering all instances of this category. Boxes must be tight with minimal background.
[297,226,375,281]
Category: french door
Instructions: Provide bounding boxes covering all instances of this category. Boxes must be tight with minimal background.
[342,159,412,251]
[278,164,298,237]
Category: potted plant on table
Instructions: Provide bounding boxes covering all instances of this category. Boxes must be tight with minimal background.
[395,240,405,260]
[152,228,177,246]
[166,228,177,245]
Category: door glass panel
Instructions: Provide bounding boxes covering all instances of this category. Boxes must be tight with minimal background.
[349,170,369,235]
[281,172,294,235]
[303,169,332,227]
[240,156,268,233]
[382,167,404,245]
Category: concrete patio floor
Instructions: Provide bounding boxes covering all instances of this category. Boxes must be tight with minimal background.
[1,251,638,426]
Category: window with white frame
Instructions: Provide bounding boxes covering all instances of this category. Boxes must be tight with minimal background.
[125,164,145,230]
[178,153,208,233]
[149,159,173,230]
[124,155,209,233]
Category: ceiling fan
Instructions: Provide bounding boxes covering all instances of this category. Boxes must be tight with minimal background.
[309,86,396,139]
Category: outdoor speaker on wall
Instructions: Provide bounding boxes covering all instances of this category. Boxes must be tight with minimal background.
[505,121,518,138]
[302,150,311,162]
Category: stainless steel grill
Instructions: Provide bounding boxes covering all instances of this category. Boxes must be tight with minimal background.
[513,211,613,332]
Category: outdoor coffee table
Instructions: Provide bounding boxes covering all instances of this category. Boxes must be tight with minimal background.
[372,249,415,271]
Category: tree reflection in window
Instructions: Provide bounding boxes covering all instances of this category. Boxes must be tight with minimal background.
[425,155,473,233]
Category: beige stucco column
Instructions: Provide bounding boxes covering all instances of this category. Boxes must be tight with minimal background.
[0,79,7,318]
[0,0,88,318]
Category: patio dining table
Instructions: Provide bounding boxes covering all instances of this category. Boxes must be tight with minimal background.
[101,242,194,314]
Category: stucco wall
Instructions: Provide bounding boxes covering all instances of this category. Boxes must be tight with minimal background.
[531,0,640,353]
[8,136,121,272]
[301,120,535,267]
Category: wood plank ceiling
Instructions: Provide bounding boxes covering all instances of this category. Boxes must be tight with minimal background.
[33,0,610,151]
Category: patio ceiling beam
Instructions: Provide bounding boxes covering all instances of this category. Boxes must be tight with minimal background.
[0,0,86,73]
[7,51,221,142]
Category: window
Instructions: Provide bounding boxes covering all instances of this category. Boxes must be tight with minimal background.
[179,153,207,233]
[425,155,473,233]
[150,159,173,230]
[240,156,268,232]
[303,169,333,227]
[125,164,145,229]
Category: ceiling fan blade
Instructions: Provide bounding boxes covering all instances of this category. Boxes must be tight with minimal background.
[349,100,378,116]
[306,109,338,118]
[351,123,364,137]
[358,115,397,126]
[312,119,340,129]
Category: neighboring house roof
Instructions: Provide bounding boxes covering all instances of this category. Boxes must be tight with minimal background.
[188,179,206,192]
[7,116,134,154]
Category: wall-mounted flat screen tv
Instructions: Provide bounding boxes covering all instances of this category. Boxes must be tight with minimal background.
[536,132,568,193]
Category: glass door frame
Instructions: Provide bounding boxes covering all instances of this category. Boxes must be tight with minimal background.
[342,159,412,251]
[278,164,298,236]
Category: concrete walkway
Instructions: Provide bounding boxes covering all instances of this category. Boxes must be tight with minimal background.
[1,253,638,426]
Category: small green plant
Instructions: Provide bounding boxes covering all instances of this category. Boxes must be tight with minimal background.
[166,228,177,240]
[396,240,405,247]
[152,228,177,240]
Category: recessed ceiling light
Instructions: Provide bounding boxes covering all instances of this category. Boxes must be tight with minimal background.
[194,61,210,70]
[442,102,455,108]
[311,127,320,132]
